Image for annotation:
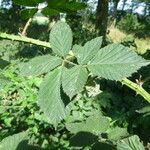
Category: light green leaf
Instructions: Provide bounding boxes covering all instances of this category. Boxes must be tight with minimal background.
[73,37,102,64]
[117,135,145,150]
[38,67,66,126]
[66,113,110,134]
[0,131,28,150]
[107,127,129,141]
[88,44,150,80]
[50,21,73,57]
[20,55,62,76]
[62,66,88,99]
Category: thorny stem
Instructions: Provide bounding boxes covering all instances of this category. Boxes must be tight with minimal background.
[122,78,150,103]
[0,32,150,103]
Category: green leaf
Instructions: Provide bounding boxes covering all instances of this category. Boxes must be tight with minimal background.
[107,127,129,140]
[88,44,150,80]
[50,21,73,57]
[41,8,60,16]
[66,113,110,134]
[0,132,28,150]
[117,135,145,150]
[20,8,38,19]
[62,66,88,99]
[73,37,103,64]
[46,0,87,12]
[20,55,62,76]
[13,0,43,6]
[38,67,66,126]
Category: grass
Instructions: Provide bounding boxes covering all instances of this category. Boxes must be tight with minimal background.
[107,26,150,54]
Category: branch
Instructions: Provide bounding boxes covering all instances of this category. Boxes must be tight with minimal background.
[0,32,150,103]
[0,33,50,48]
[122,78,150,103]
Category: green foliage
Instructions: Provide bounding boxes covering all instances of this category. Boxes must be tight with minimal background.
[13,0,87,19]
[0,18,150,149]
[117,135,145,150]
[117,13,142,33]
[66,113,110,134]
[38,67,66,126]
[19,21,149,126]
[87,44,149,80]
[0,131,28,150]
[62,66,88,99]
[50,21,73,57]
[20,55,62,76]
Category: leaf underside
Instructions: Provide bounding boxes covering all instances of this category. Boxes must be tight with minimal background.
[88,44,150,80]
[38,67,66,126]
[73,37,103,64]
[62,66,88,99]
[50,21,73,57]
[20,55,62,76]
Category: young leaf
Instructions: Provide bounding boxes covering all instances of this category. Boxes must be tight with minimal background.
[20,55,62,76]
[50,21,73,57]
[62,66,88,99]
[0,131,28,150]
[88,44,150,80]
[38,67,66,126]
[117,135,145,150]
[66,114,110,134]
[73,37,102,64]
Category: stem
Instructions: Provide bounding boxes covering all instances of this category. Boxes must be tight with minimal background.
[122,78,150,103]
[21,18,33,36]
[0,33,50,48]
[0,32,150,103]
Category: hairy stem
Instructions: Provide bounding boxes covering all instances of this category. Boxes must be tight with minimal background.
[122,78,150,103]
[0,33,50,48]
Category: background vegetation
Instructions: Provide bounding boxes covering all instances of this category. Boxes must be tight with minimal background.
[0,0,150,149]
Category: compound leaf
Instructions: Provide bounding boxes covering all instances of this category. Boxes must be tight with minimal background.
[38,67,66,126]
[73,37,102,64]
[20,55,62,76]
[88,44,150,80]
[50,21,73,57]
[0,131,28,150]
[117,135,145,150]
[62,66,88,99]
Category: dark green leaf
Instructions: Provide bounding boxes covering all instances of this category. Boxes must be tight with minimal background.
[20,8,38,19]
[13,0,43,6]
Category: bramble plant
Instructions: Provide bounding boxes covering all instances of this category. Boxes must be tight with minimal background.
[19,21,150,125]
[0,21,150,149]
